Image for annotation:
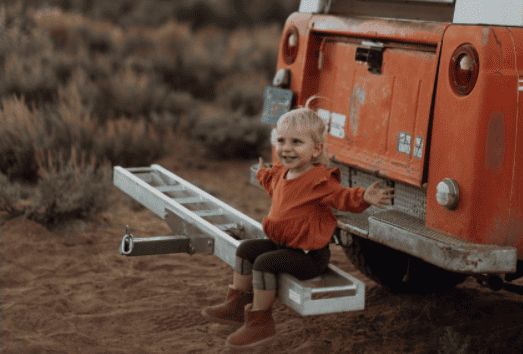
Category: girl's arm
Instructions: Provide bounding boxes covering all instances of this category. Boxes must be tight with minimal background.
[322,185,371,213]
[255,157,275,197]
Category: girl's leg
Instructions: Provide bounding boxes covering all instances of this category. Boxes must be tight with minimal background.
[252,288,276,311]
[250,245,331,310]
[233,239,280,292]
[232,271,252,292]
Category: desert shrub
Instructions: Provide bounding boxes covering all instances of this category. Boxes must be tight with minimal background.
[120,28,157,58]
[215,72,269,116]
[191,104,271,160]
[0,172,34,223]
[109,65,156,117]
[99,116,166,168]
[157,90,196,118]
[226,25,281,79]
[0,95,48,183]
[0,9,58,106]
[180,25,228,100]
[24,147,113,226]
[6,0,300,31]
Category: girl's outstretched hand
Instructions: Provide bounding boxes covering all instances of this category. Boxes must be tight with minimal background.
[363,181,395,209]
[259,157,270,169]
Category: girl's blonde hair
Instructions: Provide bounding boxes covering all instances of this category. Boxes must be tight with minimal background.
[271,95,330,167]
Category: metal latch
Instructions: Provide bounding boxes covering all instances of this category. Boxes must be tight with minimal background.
[356,42,384,74]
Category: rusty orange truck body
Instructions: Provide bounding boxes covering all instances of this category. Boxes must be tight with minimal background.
[258,0,523,292]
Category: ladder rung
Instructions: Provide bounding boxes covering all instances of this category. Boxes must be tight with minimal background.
[127,167,154,172]
[156,185,186,193]
[172,197,203,204]
[193,209,224,217]
[152,172,166,186]
[215,223,239,231]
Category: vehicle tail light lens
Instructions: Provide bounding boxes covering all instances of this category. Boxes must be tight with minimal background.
[283,26,299,65]
[449,44,479,96]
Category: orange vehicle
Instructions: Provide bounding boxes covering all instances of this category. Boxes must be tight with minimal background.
[258,0,523,293]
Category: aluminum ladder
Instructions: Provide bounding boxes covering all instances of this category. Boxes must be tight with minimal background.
[113,164,365,316]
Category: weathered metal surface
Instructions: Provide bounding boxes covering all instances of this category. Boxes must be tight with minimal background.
[368,210,517,274]
[308,31,440,187]
[426,26,519,254]
[311,15,450,44]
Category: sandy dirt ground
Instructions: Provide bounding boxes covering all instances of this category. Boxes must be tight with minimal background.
[2,149,523,354]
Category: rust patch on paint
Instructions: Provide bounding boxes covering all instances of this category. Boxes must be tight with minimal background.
[486,111,504,173]
[349,83,366,137]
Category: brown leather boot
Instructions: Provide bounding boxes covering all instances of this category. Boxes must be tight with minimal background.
[225,303,277,348]
[201,286,253,326]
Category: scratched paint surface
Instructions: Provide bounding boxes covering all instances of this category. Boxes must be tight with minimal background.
[319,41,438,186]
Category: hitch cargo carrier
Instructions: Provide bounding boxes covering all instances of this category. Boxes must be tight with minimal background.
[113,164,365,316]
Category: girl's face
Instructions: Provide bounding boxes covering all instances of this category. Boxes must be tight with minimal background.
[275,124,323,176]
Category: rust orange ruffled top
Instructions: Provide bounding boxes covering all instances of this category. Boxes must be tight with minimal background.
[256,161,371,250]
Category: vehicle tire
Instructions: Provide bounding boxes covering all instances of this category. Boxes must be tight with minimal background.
[343,234,468,293]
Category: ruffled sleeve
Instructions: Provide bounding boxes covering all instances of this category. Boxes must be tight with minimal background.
[255,161,285,197]
[317,167,371,213]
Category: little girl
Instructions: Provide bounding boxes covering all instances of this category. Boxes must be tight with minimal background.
[201,96,395,349]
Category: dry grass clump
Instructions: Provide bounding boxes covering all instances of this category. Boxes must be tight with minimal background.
[0,146,112,227]
[27,147,112,226]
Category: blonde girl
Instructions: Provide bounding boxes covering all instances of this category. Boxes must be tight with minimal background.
[201,96,395,349]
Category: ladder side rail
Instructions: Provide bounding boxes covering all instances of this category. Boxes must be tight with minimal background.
[152,164,268,241]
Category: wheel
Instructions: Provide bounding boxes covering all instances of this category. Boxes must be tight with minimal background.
[343,234,468,293]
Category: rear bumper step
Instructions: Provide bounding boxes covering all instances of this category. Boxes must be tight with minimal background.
[335,209,517,274]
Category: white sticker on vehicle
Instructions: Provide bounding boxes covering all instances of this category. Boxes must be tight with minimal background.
[397,132,411,155]
[414,137,424,159]
[288,289,301,304]
[330,112,346,139]
[317,109,331,132]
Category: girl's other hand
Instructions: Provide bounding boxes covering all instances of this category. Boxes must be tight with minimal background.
[363,181,395,209]
[259,157,269,169]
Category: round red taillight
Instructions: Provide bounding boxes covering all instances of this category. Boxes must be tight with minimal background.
[283,26,299,65]
[449,44,479,96]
